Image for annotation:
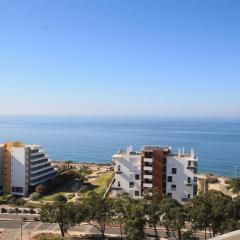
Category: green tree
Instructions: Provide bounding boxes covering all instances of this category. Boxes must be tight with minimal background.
[145,201,161,240]
[227,178,240,197]
[40,202,78,237]
[188,190,234,239]
[160,198,186,240]
[83,192,114,239]
[112,193,130,239]
[124,199,146,240]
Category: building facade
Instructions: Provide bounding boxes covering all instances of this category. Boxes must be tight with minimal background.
[112,145,198,202]
[0,141,56,196]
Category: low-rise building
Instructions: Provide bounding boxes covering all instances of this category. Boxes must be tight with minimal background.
[112,145,198,202]
[0,141,56,196]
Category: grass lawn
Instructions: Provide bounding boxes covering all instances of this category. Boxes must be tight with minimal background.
[39,170,113,202]
[92,172,113,194]
[40,178,80,201]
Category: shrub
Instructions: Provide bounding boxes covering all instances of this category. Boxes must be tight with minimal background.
[53,194,67,204]
[67,193,75,200]
[79,185,89,194]
[46,170,76,193]
[13,197,26,206]
[30,192,41,201]
[206,177,219,184]
[36,184,47,194]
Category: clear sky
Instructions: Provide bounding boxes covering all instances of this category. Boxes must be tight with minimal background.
[0,0,240,117]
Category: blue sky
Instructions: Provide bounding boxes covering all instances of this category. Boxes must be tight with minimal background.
[0,0,239,117]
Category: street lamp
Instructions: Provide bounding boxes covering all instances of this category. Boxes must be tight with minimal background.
[234,166,239,178]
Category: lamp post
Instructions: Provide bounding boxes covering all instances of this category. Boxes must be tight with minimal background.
[20,216,23,240]
[234,165,239,178]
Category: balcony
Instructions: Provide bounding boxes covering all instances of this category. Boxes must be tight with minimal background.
[187,161,197,170]
[144,158,153,163]
[30,169,55,180]
[143,183,152,188]
[143,175,153,179]
[144,166,152,171]
[31,165,53,175]
[30,151,45,157]
[30,156,48,163]
[31,161,49,168]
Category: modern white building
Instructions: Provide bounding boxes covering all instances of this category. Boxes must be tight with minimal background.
[112,145,198,202]
[0,141,56,196]
[112,146,142,198]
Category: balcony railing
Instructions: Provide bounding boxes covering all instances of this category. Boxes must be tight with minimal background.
[144,166,153,171]
[143,183,152,188]
[144,158,153,163]
[143,175,153,179]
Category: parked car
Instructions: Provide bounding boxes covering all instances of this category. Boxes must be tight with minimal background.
[1,208,7,213]
[7,209,13,214]
[29,208,36,214]
[22,209,28,214]
[13,208,22,213]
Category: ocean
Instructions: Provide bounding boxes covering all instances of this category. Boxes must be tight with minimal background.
[0,116,239,177]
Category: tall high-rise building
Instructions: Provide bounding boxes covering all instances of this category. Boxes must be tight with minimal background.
[0,141,56,196]
[112,145,198,202]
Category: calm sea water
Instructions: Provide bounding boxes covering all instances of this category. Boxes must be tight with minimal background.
[0,116,239,177]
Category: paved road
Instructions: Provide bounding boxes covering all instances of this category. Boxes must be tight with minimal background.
[0,214,209,240]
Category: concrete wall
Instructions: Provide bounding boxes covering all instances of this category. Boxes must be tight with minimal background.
[0,147,3,191]
[166,155,195,202]
[112,152,141,198]
[11,147,27,196]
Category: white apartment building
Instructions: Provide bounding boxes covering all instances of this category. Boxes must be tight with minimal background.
[0,141,56,196]
[112,146,142,198]
[112,145,198,202]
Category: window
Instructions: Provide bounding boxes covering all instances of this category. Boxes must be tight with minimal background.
[167,176,172,182]
[135,191,140,196]
[172,168,177,174]
[12,186,23,193]
[167,193,172,198]
[144,152,153,158]
[117,181,121,187]
[188,177,191,183]
[188,194,191,199]
[188,161,191,167]
[171,184,176,191]
[117,165,121,172]
[129,182,134,188]
[135,174,140,180]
